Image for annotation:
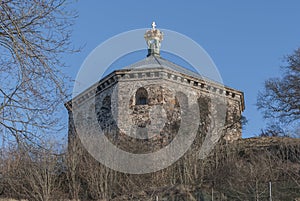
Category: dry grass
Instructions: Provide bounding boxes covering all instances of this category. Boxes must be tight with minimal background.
[0,200,82,201]
[0,200,79,201]
[0,199,28,201]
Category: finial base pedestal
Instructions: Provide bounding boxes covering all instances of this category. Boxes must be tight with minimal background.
[147,48,160,57]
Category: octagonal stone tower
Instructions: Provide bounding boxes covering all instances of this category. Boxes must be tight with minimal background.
[66,22,245,155]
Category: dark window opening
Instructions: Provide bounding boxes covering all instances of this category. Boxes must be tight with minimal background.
[135,87,148,105]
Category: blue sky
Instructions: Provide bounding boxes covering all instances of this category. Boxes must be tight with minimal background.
[66,0,300,138]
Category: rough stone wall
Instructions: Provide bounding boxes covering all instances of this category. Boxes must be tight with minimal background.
[69,68,243,156]
[116,81,181,153]
[115,73,242,146]
[224,99,242,141]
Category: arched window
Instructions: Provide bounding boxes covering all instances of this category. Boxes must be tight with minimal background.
[135,87,148,105]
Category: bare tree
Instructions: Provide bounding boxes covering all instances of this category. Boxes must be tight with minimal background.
[0,0,78,146]
[66,136,82,200]
[257,48,300,134]
[2,143,65,201]
[206,138,300,201]
[259,123,287,137]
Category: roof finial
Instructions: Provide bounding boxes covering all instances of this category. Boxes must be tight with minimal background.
[144,22,163,57]
[151,21,157,30]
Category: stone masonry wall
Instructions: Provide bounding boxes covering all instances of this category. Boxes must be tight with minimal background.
[69,68,243,155]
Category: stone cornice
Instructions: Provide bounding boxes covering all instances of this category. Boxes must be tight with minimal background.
[66,68,245,112]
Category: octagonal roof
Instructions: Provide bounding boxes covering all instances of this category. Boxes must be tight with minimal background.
[124,55,202,79]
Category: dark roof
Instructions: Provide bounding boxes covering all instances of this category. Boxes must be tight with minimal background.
[123,55,202,79]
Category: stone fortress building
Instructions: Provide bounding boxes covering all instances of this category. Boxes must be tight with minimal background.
[66,22,245,155]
